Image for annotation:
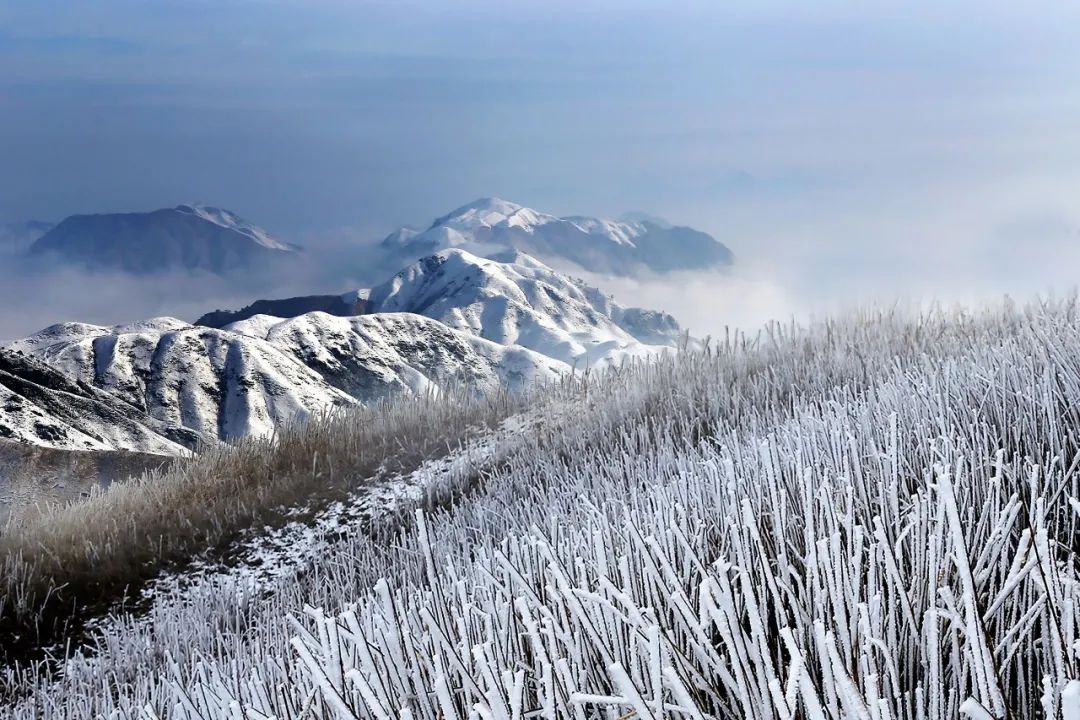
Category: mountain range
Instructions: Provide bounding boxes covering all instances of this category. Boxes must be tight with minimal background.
[14,197,730,280]
[6,248,685,454]
[202,249,683,366]
[363,249,681,365]
[8,304,568,450]
[9,318,357,445]
[226,311,565,401]
[379,197,733,277]
[0,197,720,457]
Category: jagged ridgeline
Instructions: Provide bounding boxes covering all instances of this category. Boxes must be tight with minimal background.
[3,299,1080,718]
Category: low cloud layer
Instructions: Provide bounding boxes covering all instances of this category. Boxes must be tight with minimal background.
[0,243,383,343]
[4,187,1079,344]
[2,2,1080,340]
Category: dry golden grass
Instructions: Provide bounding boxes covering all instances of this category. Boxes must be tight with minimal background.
[0,386,526,663]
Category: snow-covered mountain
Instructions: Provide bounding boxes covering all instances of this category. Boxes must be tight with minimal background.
[363,249,682,366]
[380,197,733,277]
[10,313,567,445]
[0,347,191,455]
[226,312,567,400]
[196,249,685,368]
[9,318,356,444]
[26,204,300,274]
[7,242,686,451]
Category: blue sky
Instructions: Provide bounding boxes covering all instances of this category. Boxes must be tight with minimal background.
[2,1,1080,331]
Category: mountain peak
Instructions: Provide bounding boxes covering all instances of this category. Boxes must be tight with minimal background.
[430,198,554,233]
[380,199,733,277]
[365,248,684,366]
[27,204,300,274]
[437,197,523,219]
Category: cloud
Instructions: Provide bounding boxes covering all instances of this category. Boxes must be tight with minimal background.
[0,243,382,343]
[578,267,800,338]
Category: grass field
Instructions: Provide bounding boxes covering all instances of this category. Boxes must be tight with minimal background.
[3,299,1080,718]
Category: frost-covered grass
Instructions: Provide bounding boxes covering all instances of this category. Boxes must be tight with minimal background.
[0,387,527,666]
[5,299,1080,718]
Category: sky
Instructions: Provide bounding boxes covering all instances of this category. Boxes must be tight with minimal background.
[2,1,1080,338]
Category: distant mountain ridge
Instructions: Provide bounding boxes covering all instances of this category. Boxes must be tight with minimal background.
[5,214,705,454]
[380,197,733,277]
[197,295,368,329]
[27,204,300,274]
[226,312,566,402]
[8,318,358,445]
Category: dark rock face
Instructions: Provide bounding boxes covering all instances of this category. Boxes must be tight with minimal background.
[610,306,684,346]
[196,295,368,329]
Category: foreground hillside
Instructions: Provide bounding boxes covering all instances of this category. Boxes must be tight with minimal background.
[3,300,1080,718]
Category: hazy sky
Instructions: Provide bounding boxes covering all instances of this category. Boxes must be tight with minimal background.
[2,1,1080,335]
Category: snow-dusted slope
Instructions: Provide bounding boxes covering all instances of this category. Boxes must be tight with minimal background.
[363,249,682,366]
[0,348,189,455]
[226,311,567,400]
[26,204,299,274]
[174,205,296,252]
[380,197,733,277]
[10,311,565,446]
[9,319,356,443]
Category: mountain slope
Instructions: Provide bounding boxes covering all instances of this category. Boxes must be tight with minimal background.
[195,249,685,368]
[226,311,568,400]
[0,348,190,454]
[364,249,681,365]
[27,204,299,274]
[8,319,356,443]
[380,197,733,276]
[10,312,566,444]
